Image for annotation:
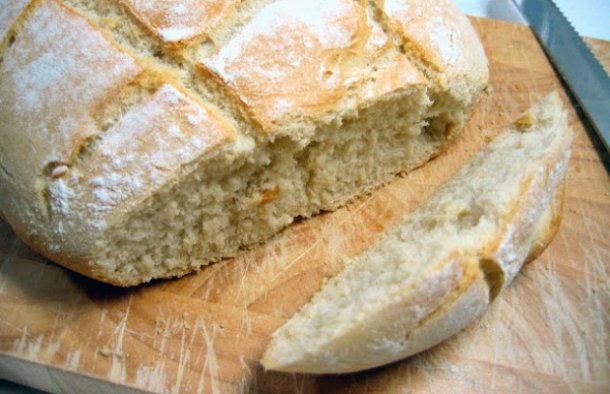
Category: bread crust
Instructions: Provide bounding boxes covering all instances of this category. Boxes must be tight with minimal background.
[380,0,489,99]
[525,179,565,264]
[0,0,30,44]
[121,0,239,45]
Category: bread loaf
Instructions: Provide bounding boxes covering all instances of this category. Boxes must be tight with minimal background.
[0,0,488,286]
[261,92,573,373]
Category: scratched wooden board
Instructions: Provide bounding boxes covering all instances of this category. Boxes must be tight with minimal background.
[0,18,609,393]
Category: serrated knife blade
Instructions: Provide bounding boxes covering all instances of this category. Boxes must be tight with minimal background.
[513,0,610,152]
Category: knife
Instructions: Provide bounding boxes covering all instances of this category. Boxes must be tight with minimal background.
[513,0,610,153]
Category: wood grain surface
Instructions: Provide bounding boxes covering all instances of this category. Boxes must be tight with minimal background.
[1,18,609,393]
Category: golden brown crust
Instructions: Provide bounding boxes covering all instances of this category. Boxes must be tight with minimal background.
[198,0,427,129]
[200,0,367,127]
[380,0,487,73]
[121,0,239,45]
[525,179,565,264]
[379,0,489,97]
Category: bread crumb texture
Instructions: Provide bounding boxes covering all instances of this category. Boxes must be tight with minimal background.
[261,93,573,374]
[0,0,488,285]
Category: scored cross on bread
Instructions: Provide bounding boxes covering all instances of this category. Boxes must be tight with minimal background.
[262,92,573,374]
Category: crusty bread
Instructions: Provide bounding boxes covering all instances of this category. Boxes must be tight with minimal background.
[261,92,573,374]
[0,0,487,286]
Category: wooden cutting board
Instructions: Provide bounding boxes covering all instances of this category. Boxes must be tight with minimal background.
[1,18,609,393]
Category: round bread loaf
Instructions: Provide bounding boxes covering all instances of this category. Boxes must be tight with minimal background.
[0,0,488,286]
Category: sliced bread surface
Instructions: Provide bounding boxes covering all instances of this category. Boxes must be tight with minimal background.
[261,92,573,374]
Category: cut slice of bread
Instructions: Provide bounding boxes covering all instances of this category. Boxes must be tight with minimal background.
[261,92,573,374]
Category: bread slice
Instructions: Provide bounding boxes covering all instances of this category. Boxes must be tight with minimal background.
[261,92,573,374]
[0,0,487,286]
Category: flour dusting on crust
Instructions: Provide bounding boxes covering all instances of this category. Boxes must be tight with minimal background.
[123,0,238,43]
[49,84,234,230]
[200,0,368,125]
